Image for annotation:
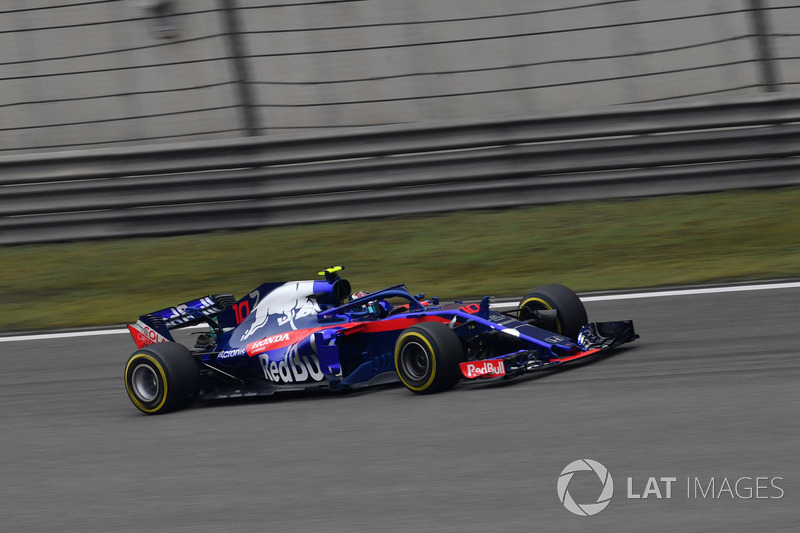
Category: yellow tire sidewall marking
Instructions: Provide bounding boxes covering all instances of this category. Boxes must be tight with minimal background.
[395,331,437,391]
[520,297,562,334]
[125,353,169,413]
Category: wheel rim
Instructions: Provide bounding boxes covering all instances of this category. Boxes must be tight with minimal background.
[131,364,160,403]
[520,298,549,315]
[520,297,562,334]
[399,341,431,382]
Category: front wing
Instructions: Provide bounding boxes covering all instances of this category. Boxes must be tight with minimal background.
[459,320,637,380]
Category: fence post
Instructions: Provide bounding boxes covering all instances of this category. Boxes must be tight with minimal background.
[747,0,779,92]
[219,0,261,135]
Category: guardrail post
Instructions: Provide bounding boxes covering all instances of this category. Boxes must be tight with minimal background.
[747,0,779,92]
[219,0,261,135]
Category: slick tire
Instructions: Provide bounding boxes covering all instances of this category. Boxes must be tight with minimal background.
[124,343,200,415]
[395,322,464,394]
[518,284,588,341]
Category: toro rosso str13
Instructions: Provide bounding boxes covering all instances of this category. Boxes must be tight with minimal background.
[124,267,637,414]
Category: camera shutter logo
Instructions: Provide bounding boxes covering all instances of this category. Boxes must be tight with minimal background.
[557,459,614,516]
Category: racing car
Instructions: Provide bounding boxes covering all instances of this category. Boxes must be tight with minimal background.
[124,267,637,414]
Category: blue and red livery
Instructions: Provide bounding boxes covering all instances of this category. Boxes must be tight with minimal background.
[123,267,637,414]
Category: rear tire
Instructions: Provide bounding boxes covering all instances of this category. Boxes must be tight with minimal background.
[124,343,200,415]
[394,322,464,394]
[518,284,587,341]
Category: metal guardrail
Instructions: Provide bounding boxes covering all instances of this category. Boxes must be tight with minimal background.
[2,92,800,245]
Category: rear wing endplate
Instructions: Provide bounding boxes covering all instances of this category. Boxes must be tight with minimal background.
[127,294,235,349]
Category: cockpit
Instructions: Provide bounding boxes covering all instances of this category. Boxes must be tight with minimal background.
[317,285,438,322]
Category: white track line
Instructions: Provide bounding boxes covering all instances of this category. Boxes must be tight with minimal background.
[0,328,129,343]
[580,281,800,302]
[2,281,799,343]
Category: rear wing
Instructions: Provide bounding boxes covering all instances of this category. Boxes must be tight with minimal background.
[128,294,235,349]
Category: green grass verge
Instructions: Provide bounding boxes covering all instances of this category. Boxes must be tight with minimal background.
[2,187,799,332]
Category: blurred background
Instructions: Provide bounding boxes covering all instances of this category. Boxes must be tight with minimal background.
[2,5,799,532]
[2,0,800,330]
[2,0,796,153]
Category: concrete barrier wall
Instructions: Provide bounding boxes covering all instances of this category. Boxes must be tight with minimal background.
[0,0,239,152]
[1,0,796,153]
[768,0,800,87]
[243,0,761,132]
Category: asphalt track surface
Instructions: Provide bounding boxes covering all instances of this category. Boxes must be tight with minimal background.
[1,284,798,532]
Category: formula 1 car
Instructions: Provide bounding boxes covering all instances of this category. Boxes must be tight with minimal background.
[124,267,637,414]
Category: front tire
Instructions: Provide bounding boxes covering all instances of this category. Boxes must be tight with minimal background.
[124,343,200,415]
[394,322,464,394]
[518,284,587,341]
